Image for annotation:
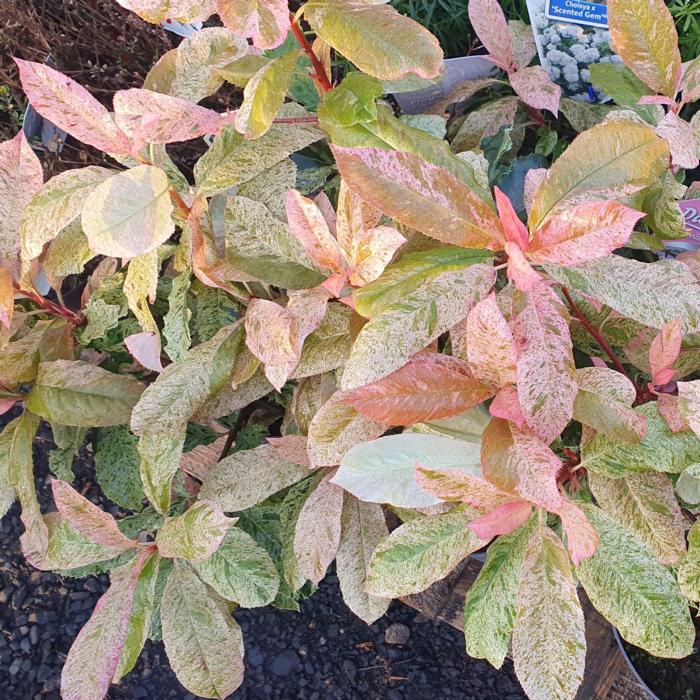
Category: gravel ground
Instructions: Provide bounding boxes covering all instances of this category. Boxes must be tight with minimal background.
[0,428,526,700]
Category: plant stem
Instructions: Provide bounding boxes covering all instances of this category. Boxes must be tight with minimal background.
[289,12,333,92]
[560,286,631,381]
[219,404,257,461]
[169,188,192,218]
[15,285,82,324]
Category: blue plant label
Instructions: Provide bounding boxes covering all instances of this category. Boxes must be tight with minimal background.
[545,0,608,28]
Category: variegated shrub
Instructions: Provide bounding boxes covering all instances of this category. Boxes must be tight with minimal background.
[1,0,700,699]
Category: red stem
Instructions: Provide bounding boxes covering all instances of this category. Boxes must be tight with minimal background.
[289,12,332,92]
[560,286,631,381]
[15,286,82,324]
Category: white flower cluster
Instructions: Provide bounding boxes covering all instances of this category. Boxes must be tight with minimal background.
[528,0,619,100]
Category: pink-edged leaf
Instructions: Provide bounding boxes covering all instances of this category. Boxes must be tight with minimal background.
[314,191,338,236]
[347,226,406,287]
[489,386,527,429]
[15,58,130,154]
[551,499,598,565]
[467,500,532,539]
[524,168,547,215]
[125,332,164,373]
[61,550,153,700]
[0,131,43,261]
[649,319,682,386]
[465,292,518,386]
[509,65,561,115]
[113,89,235,147]
[638,95,676,106]
[495,187,528,249]
[657,392,687,432]
[267,435,312,468]
[656,109,700,170]
[528,201,643,266]
[467,0,513,70]
[678,379,700,438]
[505,241,543,292]
[510,427,564,510]
[285,189,346,274]
[343,353,495,425]
[294,472,344,584]
[512,285,577,443]
[415,464,515,511]
[51,479,136,550]
[331,146,504,249]
[217,0,290,49]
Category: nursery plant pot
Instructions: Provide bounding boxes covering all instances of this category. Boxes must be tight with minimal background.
[612,629,659,700]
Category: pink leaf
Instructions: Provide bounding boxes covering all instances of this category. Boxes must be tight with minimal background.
[512,285,577,443]
[495,187,528,250]
[657,111,700,170]
[505,241,542,291]
[217,0,290,49]
[509,65,561,115]
[61,550,153,700]
[467,500,532,539]
[467,0,514,70]
[528,200,643,265]
[489,386,527,429]
[51,479,136,550]
[344,353,495,425]
[286,189,346,274]
[649,319,682,386]
[15,58,130,154]
[510,427,563,510]
[267,435,312,468]
[657,392,686,432]
[347,226,406,287]
[336,179,381,254]
[314,191,338,236]
[590,357,607,368]
[523,168,547,215]
[465,292,518,387]
[638,95,676,106]
[113,89,236,147]
[125,332,164,373]
[552,499,598,565]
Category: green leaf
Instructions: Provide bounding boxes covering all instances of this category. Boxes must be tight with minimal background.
[581,402,700,477]
[332,433,482,508]
[576,504,694,658]
[194,104,323,196]
[163,271,192,363]
[80,297,121,345]
[26,360,145,428]
[235,50,300,139]
[94,426,145,511]
[193,527,279,607]
[512,525,585,700]
[341,263,495,389]
[224,196,325,289]
[161,561,244,699]
[675,463,700,505]
[191,283,240,343]
[366,506,485,597]
[215,54,271,88]
[588,64,658,122]
[463,520,533,668]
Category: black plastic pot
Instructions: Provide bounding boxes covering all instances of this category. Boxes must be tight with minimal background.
[613,628,660,700]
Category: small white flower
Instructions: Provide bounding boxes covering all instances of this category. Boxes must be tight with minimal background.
[580,68,591,82]
[582,47,600,62]
[610,54,624,64]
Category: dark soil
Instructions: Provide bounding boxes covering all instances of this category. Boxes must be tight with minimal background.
[0,421,526,699]
[622,622,700,700]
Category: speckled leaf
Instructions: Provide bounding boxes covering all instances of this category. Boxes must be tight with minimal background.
[589,471,685,564]
[162,561,244,699]
[332,433,481,508]
[451,97,519,153]
[307,390,387,467]
[678,379,700,438]
[94,427,145,511]
[199,443,311,511]
[656,111,699,169]
[573,367,646,443]
[545,257,700,334]
[15,58,130,154]
[528,121,668,229]
[463,520,533,668]
[344,353,494,425]
[342,264,496,389]
[468,0,513,69]
[347,225,406,287]
[193,527,279,607]
[304,0,443,80]
[509,66,561,115]
[124,251,159,334]
[294,473,344,584]
[575,504,694,658]
[217,0,289,49]
[675,463,700,504]
[608,0,681,97]
[678,520,700,603]
[581,402,700,477]
[649,319,682,386]
[336,495,390,624]
[235,50,299,139]
[512,525,585,700]
[332,146,503,249]
[511,285,577,443]
[0,419,17,519]
[162,271,191,363]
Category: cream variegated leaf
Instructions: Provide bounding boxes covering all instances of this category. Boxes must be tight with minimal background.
[347,225,406,287]
[576,504,694,657]
[341,264,496,389]
[217,0,290,49]
[336,494,390,624]
[649,319,682,386]
[589,471,686,564]
[467,0,513,69]
[678,379,700,438]
[512,285,577,443]
[509,66,561,115]
[678,521,700,603]
[509,20,537,70]
[199,443,311,511]
[656,111,700,169]
[512,526,585,700]
[117,0,216,23]
[162,561,244,699]
[307,390,387,467]
[451,97,519,153]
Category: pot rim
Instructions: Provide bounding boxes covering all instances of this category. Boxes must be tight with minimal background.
[612,628,661,700]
